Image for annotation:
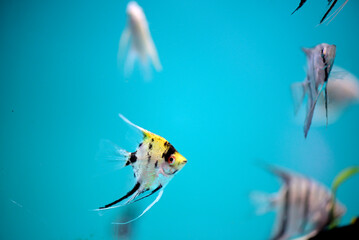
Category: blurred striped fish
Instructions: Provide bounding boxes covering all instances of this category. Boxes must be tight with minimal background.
[251,166,346,240]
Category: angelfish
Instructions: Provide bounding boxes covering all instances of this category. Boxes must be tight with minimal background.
[119,1,162,78]
[251,165,346,240]
[291,43,336,138]
[97,114,187,224]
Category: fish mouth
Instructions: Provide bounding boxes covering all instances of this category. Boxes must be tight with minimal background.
[160,167,176,176]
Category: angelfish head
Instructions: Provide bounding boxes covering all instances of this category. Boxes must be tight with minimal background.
[161,146,187,176]
[126,1,146,24]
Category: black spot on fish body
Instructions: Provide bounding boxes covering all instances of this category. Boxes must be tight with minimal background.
[138,142,143,148]
[147,153,151,163]
[164,141,169,147]
[129,152,137,164]
[151,138,154,142]
[155,161,158,168]
[149,143,152,149]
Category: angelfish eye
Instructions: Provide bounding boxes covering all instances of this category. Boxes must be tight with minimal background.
[168,155,176,165]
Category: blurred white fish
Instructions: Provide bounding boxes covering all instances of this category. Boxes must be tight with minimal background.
[251,165,346,240]
[119,1,162,79]
[291,43,336,138]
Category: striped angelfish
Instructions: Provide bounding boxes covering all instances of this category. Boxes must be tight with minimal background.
[96,114,187,224]
[251,166,346,240]
[291,43,336,138]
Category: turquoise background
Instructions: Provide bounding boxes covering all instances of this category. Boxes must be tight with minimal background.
[1,0,359,239]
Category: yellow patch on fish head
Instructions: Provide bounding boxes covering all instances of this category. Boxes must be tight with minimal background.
[167,151,187,172]
[140,127,187,175]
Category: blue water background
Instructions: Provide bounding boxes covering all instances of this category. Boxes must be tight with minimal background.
[1,0,359,239]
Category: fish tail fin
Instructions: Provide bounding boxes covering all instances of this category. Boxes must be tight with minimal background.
[250,191,277,215]
[97,139,130,169]
[291,81,307,114]
[112,189,164,224]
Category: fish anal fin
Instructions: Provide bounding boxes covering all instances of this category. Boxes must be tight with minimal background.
[112,189,164,224]
[98,182,141,210]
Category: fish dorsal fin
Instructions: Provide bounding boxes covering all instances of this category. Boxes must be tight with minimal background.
[119,114,154,139]
[119,114,168,145]
[265,165,292,183]
[302,47,312,56]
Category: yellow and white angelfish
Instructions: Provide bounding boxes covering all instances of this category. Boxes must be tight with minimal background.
[97,114,187,224]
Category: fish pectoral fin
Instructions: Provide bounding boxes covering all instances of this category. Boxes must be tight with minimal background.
[112,189,164,225]
[97,139,130,167]
[97,182,141,211]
